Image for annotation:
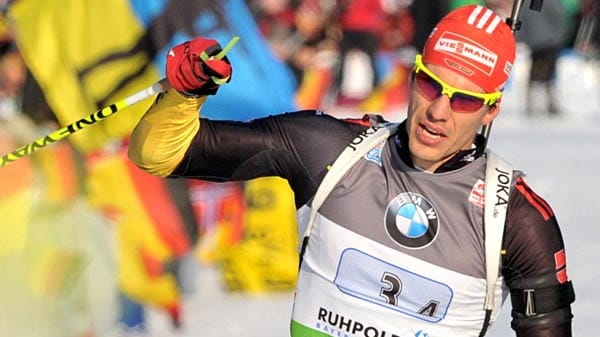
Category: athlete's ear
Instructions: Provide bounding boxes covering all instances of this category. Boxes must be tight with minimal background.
[408,70,416,89]
[481,103,500,126]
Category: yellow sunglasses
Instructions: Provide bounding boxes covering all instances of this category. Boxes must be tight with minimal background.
[412,54,502,112]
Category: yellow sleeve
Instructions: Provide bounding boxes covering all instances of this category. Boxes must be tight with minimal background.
[128,90,207,177]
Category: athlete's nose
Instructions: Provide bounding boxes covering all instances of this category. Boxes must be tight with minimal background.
[426,94,452,122]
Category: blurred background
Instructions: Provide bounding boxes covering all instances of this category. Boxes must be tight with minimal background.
[0,0,598,336]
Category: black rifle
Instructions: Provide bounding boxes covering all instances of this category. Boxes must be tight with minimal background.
[481,0,544,148]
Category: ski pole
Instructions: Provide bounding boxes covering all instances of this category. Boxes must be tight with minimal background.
[0,79,168,168]
[0,36,239,168]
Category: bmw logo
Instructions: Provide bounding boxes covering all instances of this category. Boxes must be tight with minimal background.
[384,192,439,249]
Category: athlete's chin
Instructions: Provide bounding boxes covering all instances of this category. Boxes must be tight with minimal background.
[409,144,448,169]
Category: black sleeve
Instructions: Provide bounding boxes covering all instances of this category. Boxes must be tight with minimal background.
[502,177,575,337]
[170,110,369,207]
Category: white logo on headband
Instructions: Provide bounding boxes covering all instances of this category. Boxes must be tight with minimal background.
[433,31,498,76]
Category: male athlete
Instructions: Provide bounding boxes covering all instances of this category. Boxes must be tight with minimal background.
[129,5,575,337]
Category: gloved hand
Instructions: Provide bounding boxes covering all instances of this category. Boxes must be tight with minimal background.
[166,37,232,96]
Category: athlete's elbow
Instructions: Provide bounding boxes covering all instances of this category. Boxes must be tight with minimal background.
[127,147,172,178]
[128,122,179,177]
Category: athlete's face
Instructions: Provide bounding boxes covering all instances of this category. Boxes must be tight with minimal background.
[405,63,500,172]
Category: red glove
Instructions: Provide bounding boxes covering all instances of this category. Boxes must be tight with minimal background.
[166,37,232,96]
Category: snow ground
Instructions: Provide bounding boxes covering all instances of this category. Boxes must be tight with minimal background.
[137,112,600,337]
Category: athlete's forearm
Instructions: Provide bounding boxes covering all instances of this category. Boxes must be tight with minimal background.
[515,319,572,337]
[128,90,206,177]
[504,178,575,337]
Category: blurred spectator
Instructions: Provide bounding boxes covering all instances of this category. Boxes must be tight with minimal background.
[377,0,415,53]
[560,0,583,49]
[249,0,339,109]
[515,0,570,117]
[248,0,296,65]
[0,20,25,120]
[289,0,336,83]
[485,0,512,18]
[334,0,389,106]
[249,0,335,85]
[573,0,600,57]
[409,0,449,52]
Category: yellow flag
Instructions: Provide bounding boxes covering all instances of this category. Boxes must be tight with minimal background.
[8,0,181,309]
[220,177,299,292]
[9,0,159,153]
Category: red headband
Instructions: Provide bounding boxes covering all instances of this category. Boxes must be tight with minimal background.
[423,5,516,93]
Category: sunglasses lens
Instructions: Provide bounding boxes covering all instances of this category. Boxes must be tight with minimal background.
[450,92,485,112]
[414,70,486,112]
[414,71,442,101]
